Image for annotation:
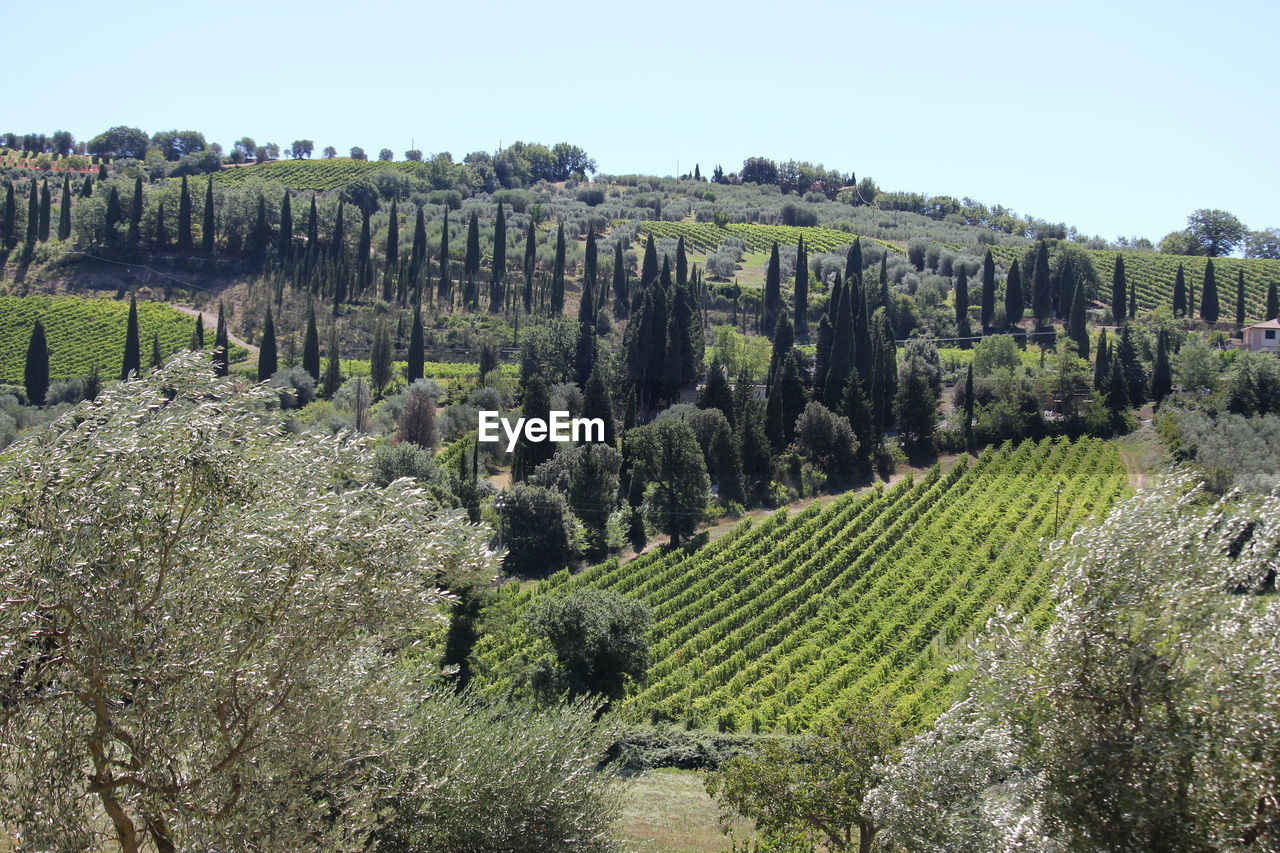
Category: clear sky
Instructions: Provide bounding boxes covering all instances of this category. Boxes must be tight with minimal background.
[6,0,1275,243]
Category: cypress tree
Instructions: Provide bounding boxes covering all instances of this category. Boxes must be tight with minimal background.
[81,176,93,198]
[1093,328,1110,391]
[640,233,658,288]
[522,217,536,313]
[98,162,107,181]
[1106,354,1129,415]
[437,207,451,304]
[125,176,142,248]
[963,364,974,452]
[1129,282,1137,319]
[463,211,480,309]
[612,239,629,319]
[258,305,278,381]
[278,190,293,260]
[323,323,342,398]
[1269,281,1280,320]
[1057,256,1076,329]
[869,308,897,437]
[1151,330,1172,403]
[407,303,424,383]
[768,311,795,387]
[151,332,163,369]
[778,351,807,446]
[1172,263,1187,316]
[3,182,15,249]
[1068,273,1089,359]
[191,312,204,350]
[24,319,49,406]
[877,254,891,321]
[252,194,268,265]
[383,197,398,302]
[980,248,996,331]
[513,376,555,478]
[369,318,393,396]
[794,236,809,339]
[1031,241,1051,326]
[57,175,72,241]
[698,356,735,425]
[26,179,39,243]
[1005,259,1024,328]
[582,367,616,446]
[331,200,346,262]
[551,222,566,314]
[409,206,426,301]
[845,239,862,284]
[213,301,229,377]
[1111,254,1127,321]
[1235,270,1246,330]
[763,242,781,337]
[954,265,970,343]
[303,305,321,381]
[120,295,140,381]
[202,177,215,255]
[177,175,192,252]
[813,313,833,403]
[582,225,598,318]
[575,318,597,388]
[1188,270,1197,317]
[306,193,319,258]
[104,185,121,240]
[851,272,872,382]
[623,384,638,432]
[1117,324,1145,405]
[357,210,372,298]
[1200,259,1219,323]
[38,178,50,242]
[823,276,855,404]
[764,370,785,451]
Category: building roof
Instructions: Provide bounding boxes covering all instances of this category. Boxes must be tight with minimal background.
[1245,318,1280,331]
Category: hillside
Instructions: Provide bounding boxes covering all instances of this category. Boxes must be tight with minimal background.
[471,436,1129,732]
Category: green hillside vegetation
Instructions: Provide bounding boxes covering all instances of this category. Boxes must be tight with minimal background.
[212,157,434,190]
[471,437,1128,732]
[0,295,198,383]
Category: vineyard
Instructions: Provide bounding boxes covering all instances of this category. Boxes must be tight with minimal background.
[638,221,903,257]
[985,244,1280,321]
[0,295,196,384]
[212,158,424,190]
[471,437,1128,732]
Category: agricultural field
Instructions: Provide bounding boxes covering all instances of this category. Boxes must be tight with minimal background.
[212,157,425,190]
[0,295,197,384]
[472,436,1129,732]
[985,244,1280,321]
[638,220,903,257]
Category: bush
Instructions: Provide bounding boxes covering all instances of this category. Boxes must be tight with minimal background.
[523,588,652,703]
[495,484,581,576]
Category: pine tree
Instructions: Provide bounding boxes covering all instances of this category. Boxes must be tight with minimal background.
[191,312,204,350]
[1031,241,1051,326]
[306,193,319,259]
[869,308,897,436]
[202,177,215,255]
[1117,324,1145,405]
[402,303,424,384]
[27,179,40,243]
[120,295,141,381]
[303,305,321,381]
[177,175,192,252]
[1068,273,1089,359]
[3,182,15,249]
[81,176,93,198]
[1200,258,1219,323]
[823,276,855,404]
[57,175,71,241]
[954,265,971,343]
[37,178,50,242]
[763,242,781,337]
[698,357,735,425]
[1005,259,1024,328]
[464,211,480,309]
[963,364,974,452]
[522,217,536,313]
[1269,281,1280,320]
[1093,328,1110,391]
[551,222,566,315]
[1172,263,1187,316]
[1151,330,1172,403]
[331,200,346,262]
[582,367,616,446]
[357,210,372,298]
[278,190,293,260]
[384,197,398,302]
[794,236,809,339]
[980,248,996,332]
[581,226,598,322]
[1105,354,1129,415]
[126,176,142,248]
[845,238,863,284]
[258,305,278,382]
[409,206,427,301]
[437,207,450,304]
[640,233,659,288]
[24,320,49,406]
[213,301,229,377]
[151,333,163,369]
[675,235,687,289]
[323,324,342,398]
[1111,254,1127,322]
[369,318,393,396]
[1235,270,1246,331]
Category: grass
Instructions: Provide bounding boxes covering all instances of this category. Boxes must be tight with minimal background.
[617,769,753,852]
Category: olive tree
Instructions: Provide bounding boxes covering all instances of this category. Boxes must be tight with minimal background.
[0,354,494,851]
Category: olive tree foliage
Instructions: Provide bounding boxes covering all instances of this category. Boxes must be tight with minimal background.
[0,354,494,852]
[870,477,1280,852]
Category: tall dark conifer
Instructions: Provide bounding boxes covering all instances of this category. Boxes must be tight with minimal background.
[763,242,781,338]
[202,177,215,255]
[409,206,426,301]
[407,303,424,383]
[191,312,204,350]
[1235,270,1246,330]
[120,295,141,381]
[258,305,278,381]
[813,313,834,403]
[27,179,40,243]
[794,236,809,339]
[3,182,16,249]
[151,333,163,369]
[278,191,293,260]
[357,210,372,298]
[57,175,72,241]
[1200,259,1219,323]
[1111,254,1127,321]
[1005,259,1024,328]
[582,226,598,319]
[154,200,167,250]
[303,305,321,381]
[640,233,658,288]
[1031,241,1051,326]
[823,276,855,404]
[522,217,536,313]
[551,222,566,314]
[104,185,122,241]
[954,265,970,342]
[37,179,50,242]
[1269,281,1280,320]
[253,194,268,265]
[323,324,342,398]
[1093,329,1110,390]
[1151,330,1172,403]
[177,175,192,252]
[464,211,480,310]
[1068,274,1089,359]
[1172,263,1187,316]
[24,320,49,406]
[437,207,451,303]
[331,200,346,262]
[491,203,506,313]
[213,301,229,377]
[980,248,996,331]
[612,240,629,319]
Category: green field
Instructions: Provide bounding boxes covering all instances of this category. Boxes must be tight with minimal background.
[638,220,904,257]
[472,437,1129,731]
[985,244,1280,321]
[0,295,197,384]
[211,158,426,190]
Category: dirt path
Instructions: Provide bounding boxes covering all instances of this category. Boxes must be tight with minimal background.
[1117,422,1165,491]
[171,304,259,355]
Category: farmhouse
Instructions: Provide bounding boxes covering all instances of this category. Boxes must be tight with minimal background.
[1242,318,1280,354]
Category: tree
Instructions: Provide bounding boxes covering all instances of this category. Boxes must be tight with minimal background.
[125,175,142,248]
[1031,240,1051,326]
[1244,227,1280,259]
[980,248,996,331]
[1004,258,1024,327]
[213,301,229,376]
[763,242,782,337]
[302,305,320,381]
[954,264,971,342]
[523,588,650,703]
[464,211,480,309]
[322,145,337,159]
[1068,272,1089,359]
[1118,324,1146,405]
[3,182,16,250]
[1093,328,1110,390]
[582,368,616,447]
[57,175,72,241]
[257,305,278,381]
[120,295,140,381]
[406,303,424,383]
[37,178,50,242]
[794,237,809,338]
[0,357,478,852]
[495,484,580,576]
[378,148,393,162]
[396,381,438,450]
[25,179,39,244]
[1111,254,1127,321]
[190,313,204,350]
[1200,258,1219,323]
[201,177,215,255]
[698,357,735,425]
[349,146,366,160]
[437,207,451,304]
[708,705,903,853]
[490,202,506,313]
[522,217,537,313]
[323,323,341,398]
[512,376,555,480]
[369,318,392,396]
[103,184,121,242]
[1269,281,1279,320]
[1172,263,1187,316]
[150,333,163,369]
[1151,329,1172,403]
[640,233,659,288]
[289,139,313,158]
[87,125,149,159]
[1185,208,1246,257]
[177,174,192,252]
[624,417,710,547]
[278,190,293,260]
[550,222,567,315]
[23,320,49,406]
[1235,270,1246,329]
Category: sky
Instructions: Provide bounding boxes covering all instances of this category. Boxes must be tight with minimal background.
[6,0,1276,243]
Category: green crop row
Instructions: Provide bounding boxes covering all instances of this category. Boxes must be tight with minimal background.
[637,220,903,258]
[469,437,1128,732]
[211,158,423,191]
